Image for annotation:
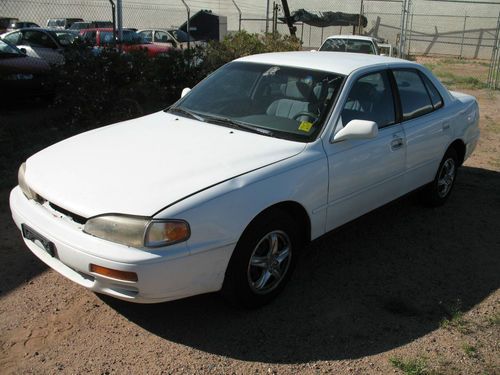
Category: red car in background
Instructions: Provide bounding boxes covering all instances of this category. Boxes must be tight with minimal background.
[79,28,172,57]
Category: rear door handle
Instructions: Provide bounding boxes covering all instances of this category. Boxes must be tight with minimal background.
[442,120,451,130]
[391,138,404,151]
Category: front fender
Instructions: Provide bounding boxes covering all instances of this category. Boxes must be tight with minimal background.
[155,140,329,257]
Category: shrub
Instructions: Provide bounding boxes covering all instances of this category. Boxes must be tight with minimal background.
[203,31,302,71]
[49,46,209,128]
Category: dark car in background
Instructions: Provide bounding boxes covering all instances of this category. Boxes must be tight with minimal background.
[0,17,19,33]
[7,21,40,31]
[1,28,77,65]
[0,39,50,103]
[79,28,172,57]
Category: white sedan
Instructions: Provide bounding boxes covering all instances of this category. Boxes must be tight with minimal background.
[10,52,479,307]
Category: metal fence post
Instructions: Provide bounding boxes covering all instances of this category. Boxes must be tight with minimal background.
[487,12,500,87]
[232,0,242,31]
[108,0,116,43]
[399,0,408,57]
[460,12,467,58]
[181,0,190,49]
[266,0,270,33]
[116,0,123,43]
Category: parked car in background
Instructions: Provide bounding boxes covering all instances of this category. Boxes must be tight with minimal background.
[320,35,380,55]
[0,38,50,103]
[137,28,195,49]
[0,28,76,65]
[79,28,172,57]
[0,17,19,33]
[46,18,83,30]
[378,42,396,57]
[69,21,113,31]
[10,52,479,307]
[7,21,40,31]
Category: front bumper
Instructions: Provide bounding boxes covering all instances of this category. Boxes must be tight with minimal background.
[10,186,234,303]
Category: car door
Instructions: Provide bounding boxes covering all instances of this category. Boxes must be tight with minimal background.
[392,69,451,192]
[18,30,63,64]
[323,70,406,231]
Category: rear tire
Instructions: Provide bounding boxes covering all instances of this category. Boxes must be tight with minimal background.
[421,147,459,207]
[222,210,301,308]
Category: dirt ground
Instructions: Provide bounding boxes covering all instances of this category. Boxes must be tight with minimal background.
[0,88,499,374]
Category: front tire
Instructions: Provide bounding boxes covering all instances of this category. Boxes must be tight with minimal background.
[222,210,301,308]
[421,147,459,207]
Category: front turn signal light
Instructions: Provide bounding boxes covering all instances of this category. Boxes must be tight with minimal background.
[89,264,138,282]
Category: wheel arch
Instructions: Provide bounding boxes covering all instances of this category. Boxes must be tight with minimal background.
[243,200,312,247]
[448,139,466,166]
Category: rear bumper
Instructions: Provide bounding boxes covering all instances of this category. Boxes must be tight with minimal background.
[10,186,234,303]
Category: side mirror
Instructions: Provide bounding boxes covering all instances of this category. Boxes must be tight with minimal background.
[181,87,191,98]
[19,48,27,54]
[333,119,378,142]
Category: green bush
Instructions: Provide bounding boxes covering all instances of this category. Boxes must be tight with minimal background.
[204,31,302,71]
[50,46,209,128]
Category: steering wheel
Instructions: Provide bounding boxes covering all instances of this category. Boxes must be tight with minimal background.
[292,111,319,121]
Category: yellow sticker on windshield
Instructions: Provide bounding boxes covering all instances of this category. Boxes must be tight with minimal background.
[298,121,313,132]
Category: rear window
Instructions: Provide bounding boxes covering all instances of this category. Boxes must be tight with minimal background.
[320,38,375,54]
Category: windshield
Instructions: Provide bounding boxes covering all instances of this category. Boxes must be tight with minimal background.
[174,62,344,142]
[0,39,22,56]
[320,38,376,54]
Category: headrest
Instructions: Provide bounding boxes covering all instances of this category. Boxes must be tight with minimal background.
[285,80,313,100]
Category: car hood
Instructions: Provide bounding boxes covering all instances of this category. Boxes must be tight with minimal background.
[25,111,306,218]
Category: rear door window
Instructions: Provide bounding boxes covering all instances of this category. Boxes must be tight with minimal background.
[393,69,434,120]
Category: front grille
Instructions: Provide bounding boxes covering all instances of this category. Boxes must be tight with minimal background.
[49,202,87,225]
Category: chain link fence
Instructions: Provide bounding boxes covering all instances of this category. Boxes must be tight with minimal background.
[1,0,500,88]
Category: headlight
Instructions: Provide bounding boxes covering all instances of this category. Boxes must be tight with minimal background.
[84,215,190,248]
[18,162,39,200]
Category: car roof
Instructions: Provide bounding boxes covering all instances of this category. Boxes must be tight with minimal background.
[80,28,133,32]
[236,51,414,75]
[324,35,376,42]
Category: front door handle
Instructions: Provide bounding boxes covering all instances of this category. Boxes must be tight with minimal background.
[391,138,404,151]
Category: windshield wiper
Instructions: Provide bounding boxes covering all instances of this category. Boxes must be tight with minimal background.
[203,115,274,136]
[167,106,206,122]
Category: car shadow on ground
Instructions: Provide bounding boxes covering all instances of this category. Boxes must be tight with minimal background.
[102,166,500,363]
